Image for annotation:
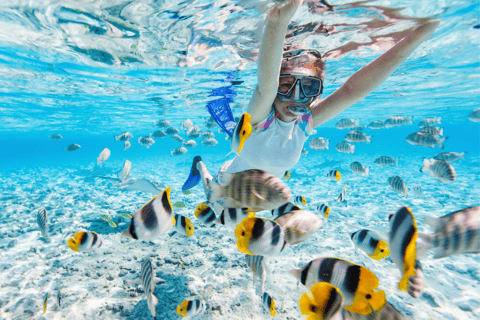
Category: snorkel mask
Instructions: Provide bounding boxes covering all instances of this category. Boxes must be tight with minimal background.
[277,49,325,115]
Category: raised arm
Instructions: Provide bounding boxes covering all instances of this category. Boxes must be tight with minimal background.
[247,0,303,126]
[311,20,440,128]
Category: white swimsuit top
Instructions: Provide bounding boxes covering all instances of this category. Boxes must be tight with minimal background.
[221,108,313,179]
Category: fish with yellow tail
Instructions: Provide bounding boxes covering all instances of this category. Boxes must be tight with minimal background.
[120,187,175,241]
[235,217,287,256]
[327,170,341,181]
[230,113,252,154]
[141,257,164,319]
[245,255,267,293]
[299,282,343,320]
[350,229,390,261]
[289,257,386,315]
[176,299,206,318]
[274,210,324,246]
[173,214,194,236]
[388,206,418,291]
[194,203,217,227]
[262,292,276,316]
[43,292,48,314]
[207,169,291,211]
[67,231,103,252]
[215,208,255,229]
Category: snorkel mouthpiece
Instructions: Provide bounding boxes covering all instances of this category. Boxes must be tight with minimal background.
[287,106,311,116]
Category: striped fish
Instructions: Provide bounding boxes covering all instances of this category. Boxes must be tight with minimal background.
[215,208,254,229]
[368,120,385,129]
[274,210,324,245]
[67,231,102,252]
[289,257,386,315]
[181,119,193,131]
[335,141,355,154]
[271,202,301,218]
[299,282,343,320]
[171,134,184,143]
[327,170,341,181]
[420,158,456,183]
[316,204,330,219]
[388,206,418,291]
[200,130,215,138]
[337,184,347,206]
[335,119,359,129]
[151,130,167,138]
[262,292,276,316]
[345,131,372,143]
[141,257,159,318]
[417,206,480,259]
[138,136,155,148]
[350,162,369,176]
[419,126,443,138]
[120,187,174,240]
[36,208,49,240]
[115,132,133,141]
[43,292,48,314]
[384,115,413,128]
[194,203,216,227]
[418,116,441,127]
[177,299,206,318]
[374,156,398,166]
[433,151,466,163]
[405,132,447,149]
[173,214,194,236]
[350,229,390,260]
[230,113,252,154]
[387,176,408,197]
[293,195,307,206]
[245,255,267,293]
[166,127,179,135]
[207,170,291,211]
[309,137,330,150]
[235,217,287,256]
[156,120,171,128]
[57,289,62,308]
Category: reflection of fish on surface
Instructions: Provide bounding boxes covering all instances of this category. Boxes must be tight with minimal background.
[181,119,193,131]
[468,108,480,122]
[124,141,131,150]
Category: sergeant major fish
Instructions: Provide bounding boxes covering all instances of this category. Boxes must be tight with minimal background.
[289,257,386,315]
[387,176,408,197]
[138,136,155,148]
[49,134,63,141]
[141,257,162,318]
[418,117,441,127]
[155,120,171,128]
[384,116,413,128]
[171,147,188,156]
[120,187,174,241]
[468,108,480,122]
[309,137,329,151]
[235,217,287,256]
[114,132,133,141]
[207,169,291,211]
[151,130,167,139]
[200,131,215,138]
[183,140,197,147]
[388,206,418,291]
[419,126,443,138]
[420,158,456,183]
[374,156,398,166]
[335,119,359,129]
[37,208,49,241]
[201,138,218,146]
[67,231,102,252]
[171,134,184,143]
[368,121,385,129]
[335,141,355,154]
[64,144,81,152]
[345,131,372,143]
[350,162,369,176]
[405,132,447,149]
[417,206,480,259]
[299,282,343,320]
[433,151,466,163]
[181,119,193,131]
[166,127,180,135]
[245,255,267,293]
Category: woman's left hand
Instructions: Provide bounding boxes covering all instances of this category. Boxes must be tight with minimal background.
[266,0,304,25]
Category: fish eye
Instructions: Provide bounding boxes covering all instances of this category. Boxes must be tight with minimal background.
[242,130,245,134]
[242,231,245,236]
[366,294,372,299]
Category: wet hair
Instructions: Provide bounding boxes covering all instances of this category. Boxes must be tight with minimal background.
[281,49,326,79]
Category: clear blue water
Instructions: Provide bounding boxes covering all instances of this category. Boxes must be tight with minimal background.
[0,0,479,319]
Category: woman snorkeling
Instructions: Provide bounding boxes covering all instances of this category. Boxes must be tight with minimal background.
[183,0,439,209]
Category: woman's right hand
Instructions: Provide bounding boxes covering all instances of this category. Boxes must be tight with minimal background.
[266,0,304,25]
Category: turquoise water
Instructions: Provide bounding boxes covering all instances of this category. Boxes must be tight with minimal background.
[0,0,479,319]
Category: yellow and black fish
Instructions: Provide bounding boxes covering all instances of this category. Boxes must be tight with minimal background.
[315,204,330,219]
[215,207,255,229]
[262,292,276,316]
[230,113,252,154]
[299,282,343,320]
[173,214,194,236]
[194,202,216,227]
[176,299,206,318]
[67,231,103,253]
[350,229,390,261]
[235,217,287,256]
[294,195,307,206]
[327,170,341,181]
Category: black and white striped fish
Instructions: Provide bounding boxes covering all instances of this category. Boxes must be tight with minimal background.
[388,206,418,291]
[67,231,102,252]
[274,210,324,246]
[245,255,267,293]
[177,299,206,318]
[120,187,174,241]
[194,203,216,227]
[36,208,49,240]
[289,257,386,315]
[374,156,398,166]
[420,158,456,183]
[384,115,413,128]
[368,120,385,129]
[350,162,369,176]
[235,217,287,256]
[335,141,355,154]
[271,202,301,218]
[315,204,330,219]
[419,126,443,138]
[166,127,179,135]
[350,229,390,260]
[417,206,480,259]
[215,208,254,229]
[309,137,330,150]
[173,214,194,236]
[337,184,347,206]
[141,257,160,318]
[387,176,408,197]
[418,116,441,127]
[262,292,276,316]
[293,195,307,206]
[345,131,372,143]
[433,151,466,163]
[299,282,343,320]
[327,170,341,181]
[405,132,447,149]
[335,119,359,129]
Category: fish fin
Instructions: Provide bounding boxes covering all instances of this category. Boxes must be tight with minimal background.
[437,137,447,149]
[248,212,256,218]
[299,293,317,318]
[120,229,134,239]
[67,238,79,252]
[399,233,418,291]
[424,216,446,232]
[365,167,370,176]
[181,156,202,191]
[366,135,372,143]
[420,157,431,172]
[416,235,433,260]
[217,172,235,186]
[288,268,302,282]
[368,290,386,313]
[439,127,444,136]
[252,188,266,201]
[206,179,225,204]
[150,294,158,317]
[351,145,356,153]
[326,140,329,150]
[153,277,165,284]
